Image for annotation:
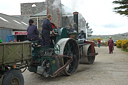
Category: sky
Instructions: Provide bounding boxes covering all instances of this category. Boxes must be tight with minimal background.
[0,0,128,35]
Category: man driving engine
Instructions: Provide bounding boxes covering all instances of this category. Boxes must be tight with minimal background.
[42,14,56,46]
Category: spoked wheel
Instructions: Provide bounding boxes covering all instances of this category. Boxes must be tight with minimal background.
[55,38,79,76]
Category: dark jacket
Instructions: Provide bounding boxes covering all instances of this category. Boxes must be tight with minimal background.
[42,19,53,34]
[42,19,53,46]
[27,24,39,40]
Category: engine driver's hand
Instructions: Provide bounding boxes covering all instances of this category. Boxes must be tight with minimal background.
[53,32,58,35]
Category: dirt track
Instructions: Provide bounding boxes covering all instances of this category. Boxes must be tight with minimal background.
[23,46,128,85]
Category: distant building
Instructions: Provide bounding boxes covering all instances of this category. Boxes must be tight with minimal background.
[0,13,28,42]
[21,2,46,16]
[20,0,88,36]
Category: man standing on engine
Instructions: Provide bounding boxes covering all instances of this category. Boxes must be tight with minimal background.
[42,14,56,46]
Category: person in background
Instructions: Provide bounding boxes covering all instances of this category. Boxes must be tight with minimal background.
[108,37,114,54]
[98,38,101,48]
[9,40,13,42]
[0,38,3,43]
[27,19,43,46]
[42,14,56,46]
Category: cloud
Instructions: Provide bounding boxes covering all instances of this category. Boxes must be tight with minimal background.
[0,0,45,15]
[0,0,128,35]
[62,0,128,35]
[92,24,128,35]
[0,1,20,15]
[103,23,126,28]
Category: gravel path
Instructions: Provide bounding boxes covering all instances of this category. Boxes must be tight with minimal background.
[23,46,128,85]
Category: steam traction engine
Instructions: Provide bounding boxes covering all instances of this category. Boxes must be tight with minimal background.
[0,12,97,85]
[28,12,98,77]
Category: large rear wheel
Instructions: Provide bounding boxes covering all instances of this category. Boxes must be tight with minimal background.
[55,38,79,76]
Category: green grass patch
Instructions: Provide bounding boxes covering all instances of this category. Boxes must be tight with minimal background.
[121,48,128,52]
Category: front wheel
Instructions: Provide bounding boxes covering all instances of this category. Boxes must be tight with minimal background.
[2,70,24,85]
[80,45,95,64]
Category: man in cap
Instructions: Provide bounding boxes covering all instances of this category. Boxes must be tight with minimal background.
[27,19,43,46]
